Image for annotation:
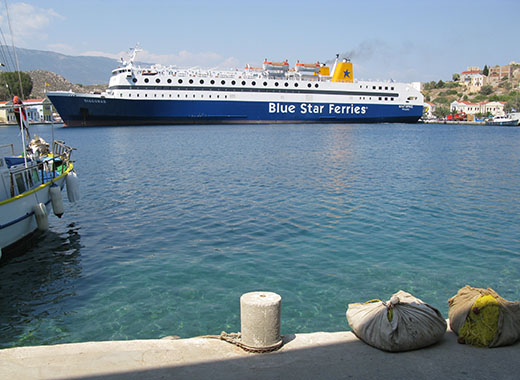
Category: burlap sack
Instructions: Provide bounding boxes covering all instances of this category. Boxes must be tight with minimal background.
[347,290,447,352]
[448,285,520,347]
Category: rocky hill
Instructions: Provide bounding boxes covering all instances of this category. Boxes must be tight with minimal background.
[422,77,520,116]
[0,45,119,85]
[27,70,108,98]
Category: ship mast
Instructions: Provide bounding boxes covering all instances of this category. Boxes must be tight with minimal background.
[128,45,142,68]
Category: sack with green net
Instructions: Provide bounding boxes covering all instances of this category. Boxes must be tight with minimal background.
[346,290,447,352]
[448,285,520,347]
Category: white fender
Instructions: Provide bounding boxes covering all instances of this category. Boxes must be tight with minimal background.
[49,184,64,218]
[33,202,49,231]
[66,171,80,203]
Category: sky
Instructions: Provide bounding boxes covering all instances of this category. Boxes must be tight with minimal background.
[0,0,518,83]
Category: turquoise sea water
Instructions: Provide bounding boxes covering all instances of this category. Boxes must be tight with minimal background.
[1,123,519,348]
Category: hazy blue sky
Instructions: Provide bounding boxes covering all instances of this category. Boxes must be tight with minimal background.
[0,0,518,83]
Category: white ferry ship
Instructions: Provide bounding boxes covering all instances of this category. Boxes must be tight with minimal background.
[47,48,424,126]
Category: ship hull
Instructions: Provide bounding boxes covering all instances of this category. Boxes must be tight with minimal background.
[48,94,423,127]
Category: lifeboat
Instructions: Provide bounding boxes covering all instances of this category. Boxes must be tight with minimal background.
[244,65,263,71]
[263,59,289,71]
[295,61,320,73]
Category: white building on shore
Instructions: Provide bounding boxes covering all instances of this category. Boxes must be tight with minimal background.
[450,100,506,116]
[460,67,485,92]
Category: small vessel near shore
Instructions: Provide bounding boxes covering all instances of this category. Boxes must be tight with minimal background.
[0,97,79,260]
[485,115,519,126]
[47,47,424,127]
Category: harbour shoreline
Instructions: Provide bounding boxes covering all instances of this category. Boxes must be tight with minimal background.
[421,119,486,125]
[1,325,518,379]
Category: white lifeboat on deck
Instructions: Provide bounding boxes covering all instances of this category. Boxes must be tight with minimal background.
[295,61,320,73]
[244,65,263,72]
[263,59,289,71]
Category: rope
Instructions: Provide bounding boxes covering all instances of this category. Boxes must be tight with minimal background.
[198,331,283,353]
[4,0,24,99]
[355,299,395,321]
[458,295,499,347]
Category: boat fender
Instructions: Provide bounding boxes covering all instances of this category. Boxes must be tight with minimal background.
[66,171,80,203]
[33,203,49,231]
[49,184,64,218]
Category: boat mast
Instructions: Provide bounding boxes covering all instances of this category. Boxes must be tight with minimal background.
[4,0,24,100]
[4,0,29,166]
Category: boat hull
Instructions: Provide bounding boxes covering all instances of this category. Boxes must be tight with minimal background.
[48,94,423,127]
[0,167,70,257]
[485,120,519,126]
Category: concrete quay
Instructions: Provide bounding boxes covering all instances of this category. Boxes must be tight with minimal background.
[1,327,518,380]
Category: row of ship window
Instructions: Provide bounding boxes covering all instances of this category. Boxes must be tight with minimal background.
[133,77,395,91]
[134,77,321,88]
[122,93,230,99]
[364,85,394,91]
[119,92,396,101]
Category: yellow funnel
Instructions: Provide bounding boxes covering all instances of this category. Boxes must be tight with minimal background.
[332,61,353,83]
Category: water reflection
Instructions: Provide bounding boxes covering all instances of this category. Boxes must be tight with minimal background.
[0,223,82,348]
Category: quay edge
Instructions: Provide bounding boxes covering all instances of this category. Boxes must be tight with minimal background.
[1,327,518,380]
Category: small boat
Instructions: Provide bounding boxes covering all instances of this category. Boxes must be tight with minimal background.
[0,97,79,260]
[485,115,519,126]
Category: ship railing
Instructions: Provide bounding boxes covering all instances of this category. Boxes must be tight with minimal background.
[53,140,75,163]
[7,160,44,197]
[6,149,70,198]
[168,69,338,82]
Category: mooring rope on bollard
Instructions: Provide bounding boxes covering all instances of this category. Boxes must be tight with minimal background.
[198,331,283,353]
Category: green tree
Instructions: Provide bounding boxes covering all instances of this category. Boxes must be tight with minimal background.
[479,85,493,96]
[434,96,450,105]
[446,81,460,89]
[433,106,449,118]
[482,65,489,76]
[424,81,438,91]
[505,93,520,113]
[472,94,487,102]
[0,71,33,101]
[437,80,445,88]
[452,73,460,81]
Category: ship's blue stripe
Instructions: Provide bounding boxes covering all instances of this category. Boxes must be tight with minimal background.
[48,96,423,126]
